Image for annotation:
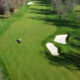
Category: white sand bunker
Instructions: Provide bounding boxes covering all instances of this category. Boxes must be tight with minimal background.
[27,2,34,5]
[46,43,59,56]
[54,34,68,44]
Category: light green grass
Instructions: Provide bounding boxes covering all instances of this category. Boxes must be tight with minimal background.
[0,1,80,80]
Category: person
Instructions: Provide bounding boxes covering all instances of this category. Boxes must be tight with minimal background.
[17,38,22,43]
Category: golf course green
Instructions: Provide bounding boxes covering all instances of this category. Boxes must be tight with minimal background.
[0,0,80,80]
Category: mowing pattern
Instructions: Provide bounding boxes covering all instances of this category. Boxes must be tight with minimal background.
[0,1,80,80]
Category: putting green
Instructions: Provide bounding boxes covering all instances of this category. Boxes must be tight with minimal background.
[0,1,80,80]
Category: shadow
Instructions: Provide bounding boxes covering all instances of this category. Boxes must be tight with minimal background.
[41,31,80,71]
[75,10,80,12]
[0,57,11,80]
[69,30,80,49]
[16,39,22,43]
[70,43,80,49]
[29,15,80,29]
[47,19,80,29]
[48,51,80,71]
[30,8,56,15]
[29,1,80,29]
[0,16,6,19]
[0,8,8,19]
[33,0,80,71]
[0,8,4,15]
[41,47,80,71]
[29,3,80,29]
[37,0,50,4]
[10,8,14,13]
[74,36,80,41]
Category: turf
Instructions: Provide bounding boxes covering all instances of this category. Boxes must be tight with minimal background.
[0,1,80,80]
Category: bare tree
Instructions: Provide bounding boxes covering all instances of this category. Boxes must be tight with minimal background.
[0,0,26,17]
[65,0,77,13]
[50,0,80,20]
[51,0,68,20]
[50,0,56,11]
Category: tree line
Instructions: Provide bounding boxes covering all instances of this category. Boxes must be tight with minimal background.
[50,0,80,20]
[0,0,26,17]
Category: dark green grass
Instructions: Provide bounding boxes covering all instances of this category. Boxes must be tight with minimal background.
[41,1,80,71]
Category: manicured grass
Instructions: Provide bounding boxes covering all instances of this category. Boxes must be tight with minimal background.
[0,1,80,80]
[41,0,80,78]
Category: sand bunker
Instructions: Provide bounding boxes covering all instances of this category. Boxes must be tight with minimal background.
[27,2,34,5]
[54,34,68,44]
[46,43,59,56]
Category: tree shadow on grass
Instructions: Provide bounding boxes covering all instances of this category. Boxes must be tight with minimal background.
[41,47,80,71]
[70,43,80,50]
[29,1,80,29]
[45,18,80,29]
[41,33,80,71]
[68,30,80,50]
[32,1,80,70]
[37,0,50,4]
[30,15,80,29]
[30,8,56,15]
[0,16,6,19]
[29,6,80,29]
[48,51,80,71]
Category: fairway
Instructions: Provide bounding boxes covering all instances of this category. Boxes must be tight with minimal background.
[0,1,80,80]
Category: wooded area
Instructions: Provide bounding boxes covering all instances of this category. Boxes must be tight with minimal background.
[0,0,26,17]
[50,0,80,20]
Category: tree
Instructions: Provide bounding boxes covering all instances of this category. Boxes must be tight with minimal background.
[51,0,68,20]
[50,0,56,11]
[0,0,26,17]
[50,0,80,20]
[64,0,78,13]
